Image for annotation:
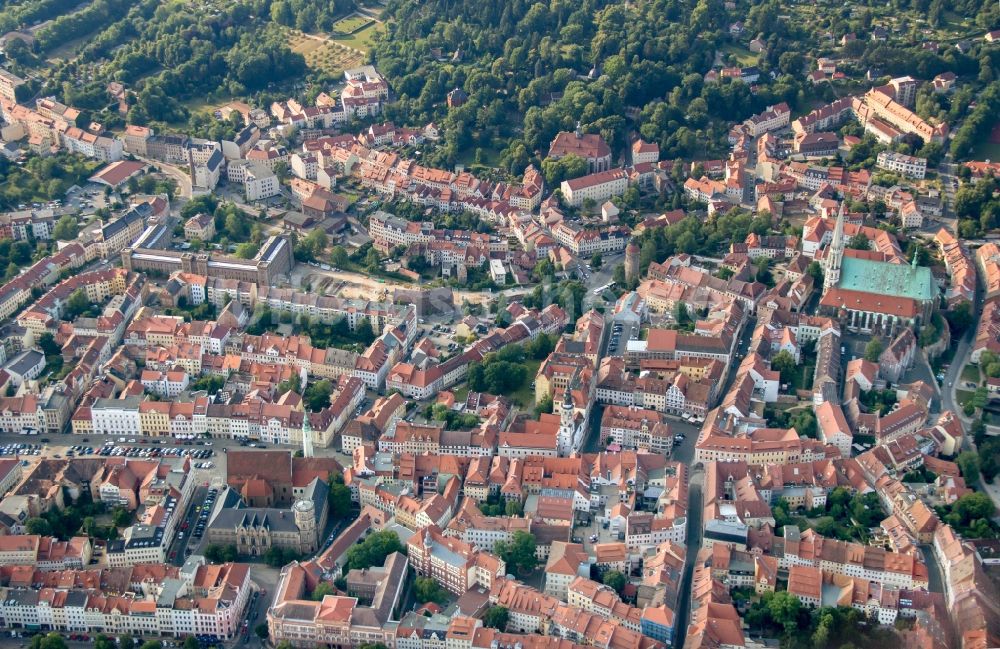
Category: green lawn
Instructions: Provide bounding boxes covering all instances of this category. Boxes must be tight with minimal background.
[509,359,541,408]
[788,364,815,393]
[456,145,501,170]
[955,389,975,406]
[971,140,1000,162]
[451,385,469,403]
[961,363,981,385]
[333,15,374,33]
[331,21,384,52]
[718,43,757,66]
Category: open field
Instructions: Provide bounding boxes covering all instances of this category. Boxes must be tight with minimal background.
[971,141,1000,162]
[44,31,94,62]
[718,43,757,66]
[332,14,374,33]
[962,363,981,385]
[286,29,367,74]
[331,21,384,52]
[509,359,541,408]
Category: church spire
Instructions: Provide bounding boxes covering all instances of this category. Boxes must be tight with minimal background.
[301,412,314,459]
[824,202,846,291]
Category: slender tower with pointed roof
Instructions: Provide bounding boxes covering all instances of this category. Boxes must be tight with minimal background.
[824,202,846,292]
[301,412,314,459]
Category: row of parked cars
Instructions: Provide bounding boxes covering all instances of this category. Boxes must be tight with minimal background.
[609,322,627,353]
[0,443,40,456]
[97,443,215,460]
[193,487,219,539]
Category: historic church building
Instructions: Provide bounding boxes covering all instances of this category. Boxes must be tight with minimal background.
[819,205,936,336]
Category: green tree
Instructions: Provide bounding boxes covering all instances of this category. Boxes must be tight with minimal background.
[273,161,290,182]
[959,451,982,487]
[602,570,627,594]
[183,638,199,649]
[414,576,449,604]
[847,232,870,250]
[112,507,131,528]
[278,372,302,396]
[331,245,350,268]
[30,633,67,649]
[52,214,79,240]
[806,260,824,284]
[863,338,883,362]
[302,229,329,258]
[345,530,405,570]
[590,253,602,269]
[255,623,270,640]
[64,287,91,319]
[766,590,803,634]
[972,386,989,410]
[303,379,334,411]
[753,256,772,285]
[26,517,53,536]
[38,332,61,357]
[613,264,627,286]
[505,500,523,516]
[534,394,554,418]
[541,154,587,185]
[119,636,135,649]
[482,605,510,630]
[205,544,238,564]
[138,641,162,649]
[495,530,537,574]
[953,492,995,522]
[94,635,116,649]
[771,350,797,384]
[789,409,818,439]
[674,300,689,326]
[946,301,975,334]
[234,242,257,259]
[191,375,226,393]
[355,317,376,345]
[204,544,224,563]
[311,582,336,601]
[328,474,352,521]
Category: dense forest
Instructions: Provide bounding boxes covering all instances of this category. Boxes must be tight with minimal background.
[26,0,304,126]
[0,0,997,168]
[370,0,999,173]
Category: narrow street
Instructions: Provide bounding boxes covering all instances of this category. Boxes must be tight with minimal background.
[673,469,704,649]
[920,544,945,595]
[136,156,193,199]
[167,485,208,566]
[937,296,1000,513]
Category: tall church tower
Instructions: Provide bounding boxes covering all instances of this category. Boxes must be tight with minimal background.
[301,412,314,459]
[824,203,846,292]
[557,384,578,457]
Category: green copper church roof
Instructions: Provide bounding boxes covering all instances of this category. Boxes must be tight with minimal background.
[837,256,935,302]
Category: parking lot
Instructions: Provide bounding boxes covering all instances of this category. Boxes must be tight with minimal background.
[607,321,638,356]
[0,442,42,457]
[76,439,217,463]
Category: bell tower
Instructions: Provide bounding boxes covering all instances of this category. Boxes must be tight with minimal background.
[824,203,846,292]
[301,413,314,459]
[557,384,578,456]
